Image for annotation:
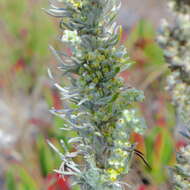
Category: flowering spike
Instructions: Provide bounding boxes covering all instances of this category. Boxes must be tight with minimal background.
[46,0,146,189]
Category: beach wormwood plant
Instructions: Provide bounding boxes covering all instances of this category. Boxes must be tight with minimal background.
[45,0,146,189]
[157,0,190,189]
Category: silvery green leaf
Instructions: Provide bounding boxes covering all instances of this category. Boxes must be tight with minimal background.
[54,169,77,176]
[180,131,190,139]
[78,98,89,105]
[54,83,69,93]
[72,125,89,130]
[94,132,102,137]
[47,140,65,159]
[60,139,69,152]
[49,46,67,64]
[49,46,78,72]
[43,8,70,17]
[61,93,79,100]
[120,63,131,73]
[47,68,54,79]
[60,127,72,131]
[50,46,69,58]
[66,151,81,158]
[76,112,91,117]
[68,137,83,144]
[66,164,81,174]
[71,181,79,187]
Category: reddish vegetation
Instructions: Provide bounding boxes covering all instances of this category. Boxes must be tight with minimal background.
[135,38,153,50]
[20,28,28,38]
[133,132,145,153]
[52,90,62,110]
[154,133,162,157]
[47,173,70,190]
[156,117,166,127]
[12,58,26,72]
[176,140,187,150]
[138,184,147,190]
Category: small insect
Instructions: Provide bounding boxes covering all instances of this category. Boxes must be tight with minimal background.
[134,149,151,170]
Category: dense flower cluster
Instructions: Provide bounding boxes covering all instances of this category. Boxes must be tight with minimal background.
[45,0,146,189]
[157,0,190,189]
[171,145,190,189]
[157,0,190,125]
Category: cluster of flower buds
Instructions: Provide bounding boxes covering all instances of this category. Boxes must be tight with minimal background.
[45,0,146,189]
[170,144,190,189]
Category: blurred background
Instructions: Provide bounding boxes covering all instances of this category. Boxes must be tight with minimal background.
[0,0,182,189]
